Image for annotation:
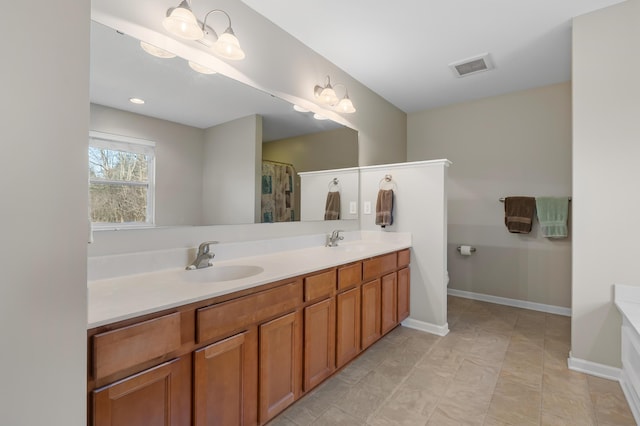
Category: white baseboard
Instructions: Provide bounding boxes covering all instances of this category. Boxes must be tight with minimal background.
[567,353,621,381]
[568,354,640,424]
[620,369,640,426]
[402,317,449,336]
[447,288,571,317]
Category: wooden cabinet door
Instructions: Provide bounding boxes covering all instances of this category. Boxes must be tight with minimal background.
[92,356,191,426]
[361,279,381,350]
[259,311,302,423]
[336,287,361,368]
[193,331,258,426]
[397,268,410,323]
[304,298,336,391]
[381,273,398,334]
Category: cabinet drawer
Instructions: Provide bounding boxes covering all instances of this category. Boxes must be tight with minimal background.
[337,262,362,291]
[398,249,410,268]
[363,253,398,280]
[304,270,336,301]
[197,281,302,343]
[93,312,181,380]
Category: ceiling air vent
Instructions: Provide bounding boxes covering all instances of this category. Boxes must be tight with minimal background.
[449,53,494,78]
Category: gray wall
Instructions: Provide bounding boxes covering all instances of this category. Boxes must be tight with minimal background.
[0,0,89,424]
[408,82,572,309]
[572,0,640,368]
[263,127,359,173]
[202,115,262,225]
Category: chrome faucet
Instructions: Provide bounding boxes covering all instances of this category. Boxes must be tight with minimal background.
[326,229,344,247]
[186,241,218,270]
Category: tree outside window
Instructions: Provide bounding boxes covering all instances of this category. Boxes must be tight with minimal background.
[89,132,155,227]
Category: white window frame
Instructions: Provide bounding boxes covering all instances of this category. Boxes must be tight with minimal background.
[89,131,156,229]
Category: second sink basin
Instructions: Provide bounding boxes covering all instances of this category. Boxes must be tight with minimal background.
[185,265,264,283]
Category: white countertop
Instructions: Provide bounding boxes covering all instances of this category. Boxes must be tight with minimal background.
[88,236,411,329]
[615,284,640,336]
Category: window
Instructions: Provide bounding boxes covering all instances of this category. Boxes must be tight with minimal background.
[88,131,156,228]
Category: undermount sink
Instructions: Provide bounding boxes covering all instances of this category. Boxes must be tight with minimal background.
[184,265,264,283]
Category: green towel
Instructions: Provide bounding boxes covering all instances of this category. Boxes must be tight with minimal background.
[535,197,569,238]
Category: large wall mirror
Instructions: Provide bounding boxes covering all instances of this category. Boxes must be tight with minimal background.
[89,20,359,227]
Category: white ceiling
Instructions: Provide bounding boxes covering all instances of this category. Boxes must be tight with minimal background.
[241,0,624,113]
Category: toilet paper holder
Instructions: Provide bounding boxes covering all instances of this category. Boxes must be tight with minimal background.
[456,246,477,253]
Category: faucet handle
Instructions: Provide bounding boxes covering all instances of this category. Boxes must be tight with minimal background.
[198,240,218,254]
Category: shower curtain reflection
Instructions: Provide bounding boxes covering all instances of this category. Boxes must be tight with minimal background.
[261,160,296,222]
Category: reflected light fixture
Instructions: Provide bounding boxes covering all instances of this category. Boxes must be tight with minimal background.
[313,113,328,120]
[162,1,245,60]
[313,75,356,113]
[293,104,310,113]
[188,60,217,74]
[129,97,145,105]
[140,41,176,58]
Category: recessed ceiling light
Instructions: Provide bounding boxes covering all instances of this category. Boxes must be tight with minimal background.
[293,104,309,113]
[313,113,328,120]
[188,61,217,75]
[139,41,176,59]
[129,97,145,105]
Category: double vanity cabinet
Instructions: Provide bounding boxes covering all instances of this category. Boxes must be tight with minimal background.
[87,248,410,426]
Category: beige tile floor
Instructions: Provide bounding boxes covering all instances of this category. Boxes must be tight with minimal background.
[269,296,636,425]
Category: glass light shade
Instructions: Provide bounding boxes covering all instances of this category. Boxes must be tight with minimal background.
[163,3,204,40]
[140,41,176,58]
[337,97,356,113]
[319,86,339,105]
[188,61,217,74]
[213,31,245,60]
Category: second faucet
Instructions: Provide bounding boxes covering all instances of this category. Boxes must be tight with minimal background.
[327,230,344,247]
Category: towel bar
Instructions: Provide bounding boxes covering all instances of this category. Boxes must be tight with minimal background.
[378,174,397,190]
[327,178,340,191]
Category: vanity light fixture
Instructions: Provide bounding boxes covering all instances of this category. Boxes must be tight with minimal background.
[129,97,145,105]
[140,41,176,58]
[313,76,356,113]
[162,1,245,60]
[188,61,217,74]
